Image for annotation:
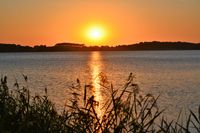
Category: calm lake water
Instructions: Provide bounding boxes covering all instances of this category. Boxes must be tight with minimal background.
[0,51,200,119]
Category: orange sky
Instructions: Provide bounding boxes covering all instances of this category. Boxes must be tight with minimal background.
[0,0,200,46]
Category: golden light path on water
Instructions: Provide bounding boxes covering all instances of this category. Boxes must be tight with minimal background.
[89,51,103,118]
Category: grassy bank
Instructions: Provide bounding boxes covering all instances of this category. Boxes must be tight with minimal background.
[0,74,200,133]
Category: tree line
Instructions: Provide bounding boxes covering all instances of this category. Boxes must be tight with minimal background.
[0,41,200,52]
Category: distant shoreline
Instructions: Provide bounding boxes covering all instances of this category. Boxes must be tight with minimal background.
[0,41,200,52]
[0,50,200,53]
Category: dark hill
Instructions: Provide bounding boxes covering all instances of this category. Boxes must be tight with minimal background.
[0,41,200,52]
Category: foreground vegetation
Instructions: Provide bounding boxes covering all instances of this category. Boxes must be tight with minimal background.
[0,74,200,133]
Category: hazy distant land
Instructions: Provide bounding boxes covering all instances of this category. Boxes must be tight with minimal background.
[0,41,200,52]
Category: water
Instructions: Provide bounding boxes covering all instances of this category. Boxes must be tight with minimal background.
[0,51,200,119]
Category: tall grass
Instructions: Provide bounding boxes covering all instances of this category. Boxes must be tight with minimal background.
[0,73,200,133]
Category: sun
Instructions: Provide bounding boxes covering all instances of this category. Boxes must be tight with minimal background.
[86,26,106,42]
[80,22,112,45]
[89,27,103,40]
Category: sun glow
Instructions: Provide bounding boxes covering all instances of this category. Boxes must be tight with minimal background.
[84,24,108,45]
[87,26,105,40]
[80,21,115,46]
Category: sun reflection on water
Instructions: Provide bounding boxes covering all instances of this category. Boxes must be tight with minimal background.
[89,51,103,118]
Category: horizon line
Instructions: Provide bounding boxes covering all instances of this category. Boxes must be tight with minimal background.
[1,41,200,47]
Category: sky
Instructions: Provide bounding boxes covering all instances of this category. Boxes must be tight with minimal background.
[0,0,200,46]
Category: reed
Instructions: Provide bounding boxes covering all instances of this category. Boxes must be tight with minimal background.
[0,74,199,133]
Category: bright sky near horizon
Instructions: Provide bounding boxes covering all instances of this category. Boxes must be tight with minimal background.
[0,0,200,46]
